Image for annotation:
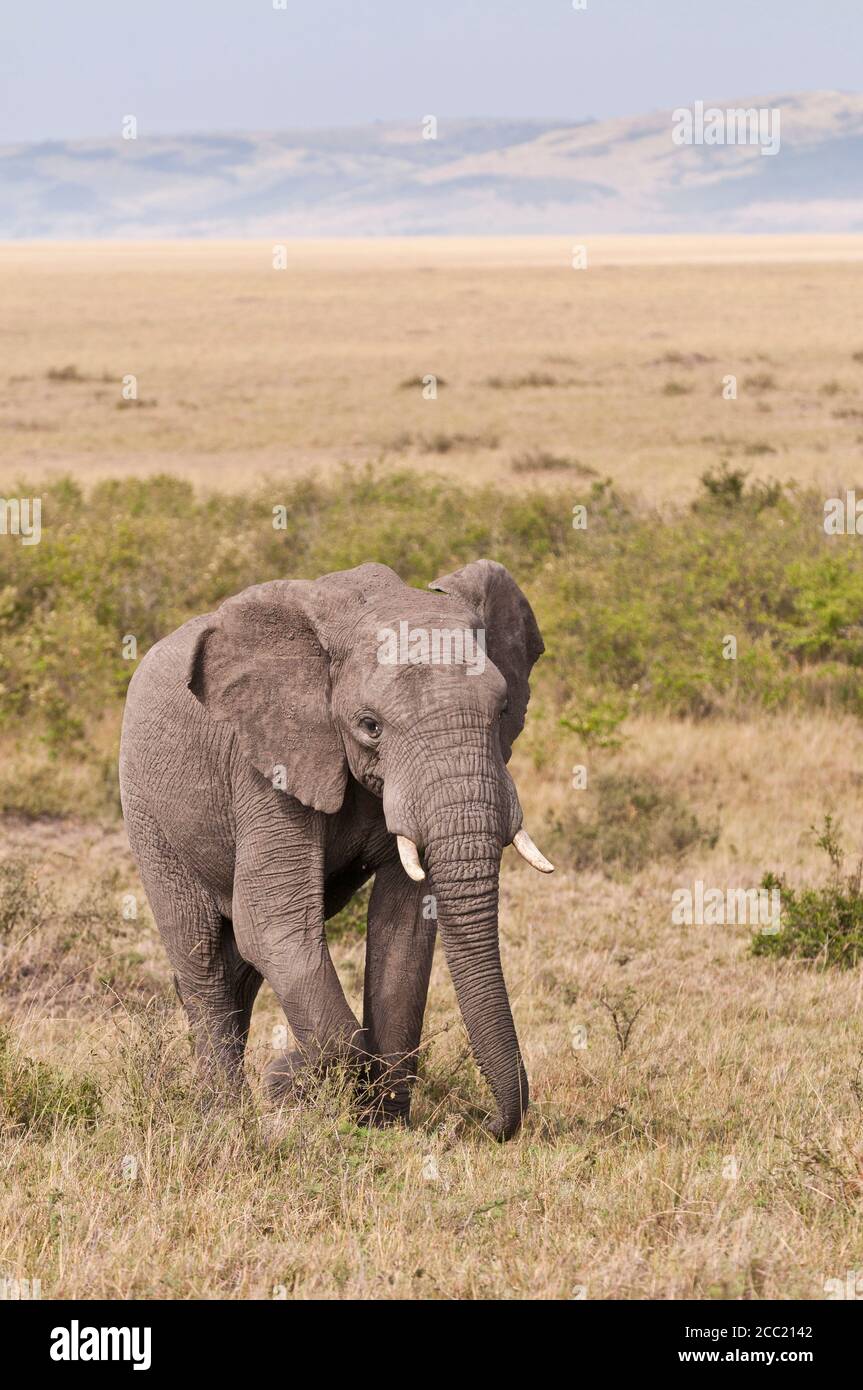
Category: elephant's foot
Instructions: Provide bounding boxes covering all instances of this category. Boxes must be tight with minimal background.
[355,1066,412,1129]
[358,1098,410,1129]
[264,1049,314,1105]
[264,1044,371,1108]
[265,1048,412,1128]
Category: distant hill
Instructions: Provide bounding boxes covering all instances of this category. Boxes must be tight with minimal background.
[2,91,862,238]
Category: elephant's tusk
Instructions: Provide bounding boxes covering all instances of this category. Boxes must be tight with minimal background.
[512,828,555,874]
[397,835,426,882]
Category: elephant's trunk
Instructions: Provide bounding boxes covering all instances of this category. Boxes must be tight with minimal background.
[425,825,528,1140]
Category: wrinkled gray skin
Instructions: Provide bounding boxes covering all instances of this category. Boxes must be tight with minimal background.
[119,560,545,1139]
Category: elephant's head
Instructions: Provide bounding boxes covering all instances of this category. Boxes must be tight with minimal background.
[188,560,551,1139]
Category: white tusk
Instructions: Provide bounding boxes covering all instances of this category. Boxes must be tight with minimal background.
[512,828,555,874]
[397,835,426,882]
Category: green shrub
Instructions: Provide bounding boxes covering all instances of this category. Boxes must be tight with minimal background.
[327,881,372,941]
[46,364,85,382]
[698,461,747,506]
[0,1028,101,1134]
[696,463,784,514]
[399,375,447,390]
[560,696,628,749]
[752,817,863,969]
[485,371,561,389]
[2,467,863,819]
[743,373,777,392]
[546,771,719,877]
[418,431,498,454]
[511,451,596,476]
[0,859,54,936]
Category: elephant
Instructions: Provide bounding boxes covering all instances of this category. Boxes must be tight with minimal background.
[118,559,553,1139]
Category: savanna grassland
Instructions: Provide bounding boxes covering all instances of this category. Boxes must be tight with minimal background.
[4,235,863,501]
[2,237,863,1300]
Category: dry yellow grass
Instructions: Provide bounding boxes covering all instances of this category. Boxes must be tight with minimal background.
[3,236,863,502]
[2,715,863,1299]
[2,237,863,1300]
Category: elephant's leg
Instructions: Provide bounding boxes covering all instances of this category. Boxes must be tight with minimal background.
[173,919,263,1083]
[231,801,366,1104]
[133,820,262,1088]
[360,857,437,1126]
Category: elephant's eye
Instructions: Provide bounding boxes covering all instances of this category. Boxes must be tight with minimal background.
[359,716,382,740]
[499,703,509,720]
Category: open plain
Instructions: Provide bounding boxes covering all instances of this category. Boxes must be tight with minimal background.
[2,236,863,1299]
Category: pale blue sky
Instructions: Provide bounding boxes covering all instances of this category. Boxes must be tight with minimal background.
[1,0,860,143]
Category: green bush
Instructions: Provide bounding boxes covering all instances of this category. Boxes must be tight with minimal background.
[2,468,863,818]
[0,859,54,936]
[560,696,629,749]
[0,1028,102,1134]
[753,817,863,969]
[698,461,747,506]
[546,771,719,877]
[327,881,372,941]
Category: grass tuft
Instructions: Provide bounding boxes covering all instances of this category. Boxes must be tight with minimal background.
[0,1027,101,1135]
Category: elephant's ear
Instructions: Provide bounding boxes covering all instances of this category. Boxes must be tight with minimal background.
[186,580,347,813]
[429,559,544,761]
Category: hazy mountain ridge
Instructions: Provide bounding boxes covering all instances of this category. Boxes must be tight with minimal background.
[1,93,861,237]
